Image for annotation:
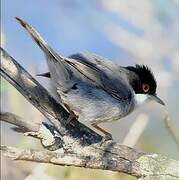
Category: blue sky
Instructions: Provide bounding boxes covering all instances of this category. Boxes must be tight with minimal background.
[2,0,179,67]
[2,0,123,66]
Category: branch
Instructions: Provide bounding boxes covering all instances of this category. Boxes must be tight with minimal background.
[1,47,179,179]
[0,112,63,150]
[163,113,179,150]
[0,112,40,132]
[1,144,179,179]
[1,145,135,170]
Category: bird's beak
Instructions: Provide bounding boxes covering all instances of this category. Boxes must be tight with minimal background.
[149,94,165,106]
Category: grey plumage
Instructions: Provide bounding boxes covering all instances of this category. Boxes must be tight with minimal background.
[16,17,135,125]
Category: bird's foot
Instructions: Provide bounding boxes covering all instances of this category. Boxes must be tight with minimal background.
[91,123,113,144]
[65,111,79,126]
[104,133,113,141]
[64,103,79,126]
[101,134,113,143]
[99,134,113,146]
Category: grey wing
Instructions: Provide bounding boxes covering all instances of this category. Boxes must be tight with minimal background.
[68,52,118,72]
[67,52,133,101]
[36,52,133,102]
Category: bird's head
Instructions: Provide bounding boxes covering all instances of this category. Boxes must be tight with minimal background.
[126,64,165,106]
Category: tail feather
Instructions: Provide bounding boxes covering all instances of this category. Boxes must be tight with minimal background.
[36,72,51,78]
[15,17,63,61]
[16,17,73,91]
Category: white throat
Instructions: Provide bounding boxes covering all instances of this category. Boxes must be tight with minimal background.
[134,94,150,108]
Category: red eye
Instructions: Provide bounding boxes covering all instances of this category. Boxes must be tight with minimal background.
[142,83,150,93]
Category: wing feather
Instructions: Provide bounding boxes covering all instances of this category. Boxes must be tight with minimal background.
[67,53,133,101]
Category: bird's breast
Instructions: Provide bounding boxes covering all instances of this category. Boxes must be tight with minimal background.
[59,83,135,124]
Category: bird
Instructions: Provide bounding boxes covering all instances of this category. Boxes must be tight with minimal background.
[15,17,165,140]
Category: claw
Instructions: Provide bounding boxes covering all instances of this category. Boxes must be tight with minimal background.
[100,134,113,145]
[104,134,113,141]
[92,123,113,142]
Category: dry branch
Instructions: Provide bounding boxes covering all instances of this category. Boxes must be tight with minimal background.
[1,47,179,179]
[163,113,179,151]
[0,112,40,132]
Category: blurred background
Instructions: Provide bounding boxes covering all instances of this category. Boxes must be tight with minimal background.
[1,0,179,179]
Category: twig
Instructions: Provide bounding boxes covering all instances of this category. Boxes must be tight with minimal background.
[163,112,179,150]
[0,112,63,150]
[0,112,40,132]
[122,113,149,147]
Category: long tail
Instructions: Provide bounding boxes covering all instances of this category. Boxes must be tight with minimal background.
[16,17,73,90]
[15,17,63,61]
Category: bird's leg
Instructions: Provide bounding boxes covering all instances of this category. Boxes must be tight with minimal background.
[92,123,113,141]
[64,103,78,125]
